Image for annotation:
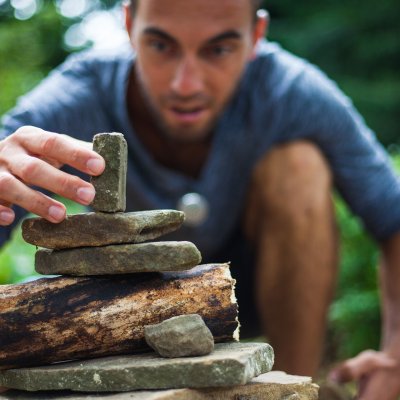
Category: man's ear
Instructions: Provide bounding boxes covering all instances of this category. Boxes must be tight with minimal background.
[123,3,133,41]
[250,9,269,58]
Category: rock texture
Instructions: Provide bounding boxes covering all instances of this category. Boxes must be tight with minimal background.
[90,132,127,212]
[0,372,319,399]
[22,210,185,249]
[145,314,214,358]
[35,241,201,275]
[0,343,274,392]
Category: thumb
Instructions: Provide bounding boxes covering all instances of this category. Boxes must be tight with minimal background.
[328,350,397,383]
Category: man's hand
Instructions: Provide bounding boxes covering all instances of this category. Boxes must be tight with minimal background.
[0,126,105,225]
[329,350,400,399]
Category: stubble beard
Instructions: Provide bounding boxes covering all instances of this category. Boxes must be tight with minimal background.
[134,68,221,144]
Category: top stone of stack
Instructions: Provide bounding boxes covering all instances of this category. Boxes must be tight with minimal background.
[90,132,127,212]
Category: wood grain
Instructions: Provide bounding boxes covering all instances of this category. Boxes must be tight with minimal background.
[0,264,238,369]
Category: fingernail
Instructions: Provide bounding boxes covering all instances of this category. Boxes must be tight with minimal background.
[48,206,65,222]
[0,210,14,224]
[77,186,95,204]
[87,158,105,175]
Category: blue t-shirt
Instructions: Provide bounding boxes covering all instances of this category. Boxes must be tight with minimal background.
[1,40,400,259]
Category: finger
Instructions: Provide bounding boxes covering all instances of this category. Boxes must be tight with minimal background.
[9,154,96,206]
[0,204,15,226]
[38,155,63,169]
[0,172,66,223]
[328,350,397,383]
[0,200,12,208]
[13,127,105,176]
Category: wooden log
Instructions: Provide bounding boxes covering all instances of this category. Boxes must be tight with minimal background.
[0,264,238,370]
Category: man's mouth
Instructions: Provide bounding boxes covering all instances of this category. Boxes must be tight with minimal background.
[169,107,208,123]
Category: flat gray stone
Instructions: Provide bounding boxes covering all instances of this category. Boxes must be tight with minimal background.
[90,132,127,213]
[145,314,214,358]
[0,342,274,392]
[22,210,185,249]
[35,241,201,275]
[0,372,319,399]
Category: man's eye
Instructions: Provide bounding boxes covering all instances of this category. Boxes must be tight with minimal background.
[214,46,230,55]
[204,44,234,58]
[149,40,168,52]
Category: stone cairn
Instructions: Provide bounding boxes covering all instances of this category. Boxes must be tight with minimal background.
[0,133,319,399]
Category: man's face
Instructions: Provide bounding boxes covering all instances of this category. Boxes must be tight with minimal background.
[127,0,263,142]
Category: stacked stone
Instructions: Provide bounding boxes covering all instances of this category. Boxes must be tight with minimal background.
[22,133,201,276]
[0,133,319,399]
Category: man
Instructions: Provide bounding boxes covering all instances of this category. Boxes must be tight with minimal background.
[0,0,400,398]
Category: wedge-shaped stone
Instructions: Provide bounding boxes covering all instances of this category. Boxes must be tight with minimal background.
[0,342,274,392]
[90,132,127,212]
[145,314,214,358]
[22,210,185,249]
[0,372,318,399]
[35,241,201,275]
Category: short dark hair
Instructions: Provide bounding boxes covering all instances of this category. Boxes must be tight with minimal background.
[128,0,263,21]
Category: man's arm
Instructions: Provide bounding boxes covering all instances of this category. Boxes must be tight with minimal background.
[329,231,400,400]
[0,126,105,226]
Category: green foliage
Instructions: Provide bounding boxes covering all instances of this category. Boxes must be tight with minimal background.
[0,222,37,284]
[263,0,400,146]
[331,197,380,358]
[330,153,400,359]
[0,0,119,116]
[0,2,68,114]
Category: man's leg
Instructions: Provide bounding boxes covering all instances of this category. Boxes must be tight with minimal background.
[244,140,339,376]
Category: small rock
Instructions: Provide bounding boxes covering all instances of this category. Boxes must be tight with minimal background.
[22,210,185,249]
[35,241,201,276]
[91,132,127,212]
[145,314,214,358]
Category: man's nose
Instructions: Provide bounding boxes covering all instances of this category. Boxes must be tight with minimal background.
[170,57,204,97]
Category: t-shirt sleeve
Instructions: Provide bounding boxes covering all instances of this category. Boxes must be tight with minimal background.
[311,87,400,242]
[253,53,400,242]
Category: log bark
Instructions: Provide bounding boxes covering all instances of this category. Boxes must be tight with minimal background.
[0,264,238,370]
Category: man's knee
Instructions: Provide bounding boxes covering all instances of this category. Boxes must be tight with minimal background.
[245,140,333,237]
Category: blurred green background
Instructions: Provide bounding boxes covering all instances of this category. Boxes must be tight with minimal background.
[0,0,399,363]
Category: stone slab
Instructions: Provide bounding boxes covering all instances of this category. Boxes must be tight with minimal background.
[0,372,318,399]
[90,132,127,213]
[35,241,201,276]
[0,342,274,392]
[22,210,185,249]
[145,314,214,358]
